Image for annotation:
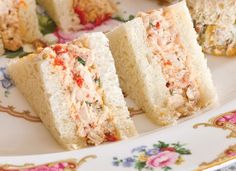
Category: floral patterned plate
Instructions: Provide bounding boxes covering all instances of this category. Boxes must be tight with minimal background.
[0,0,236,170]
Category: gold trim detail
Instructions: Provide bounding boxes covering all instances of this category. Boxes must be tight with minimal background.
[195,144,236,171]
[193,110,236,138]
[0,155,97,170]
[0,103,41,123]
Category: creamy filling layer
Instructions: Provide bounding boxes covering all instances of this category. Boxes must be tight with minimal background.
[39,40,118,145]
[0,0,23,51]
[73,0,115,26]
[139,10,200,117]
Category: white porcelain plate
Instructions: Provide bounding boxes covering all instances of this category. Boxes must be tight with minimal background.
[0,0,236,170]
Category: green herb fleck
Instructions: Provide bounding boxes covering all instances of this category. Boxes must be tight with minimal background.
[77,57,86,66]
[38,14,57,35]
[112,15,135,22]
[85,101,92,106]
[149,22,155,27]
[3,48,31,58]
[94,78,101,87]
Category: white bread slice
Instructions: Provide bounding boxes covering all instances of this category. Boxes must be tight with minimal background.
[107,1,217,125]
[37,0,76,32]
[8,32,137,150]
[18,0,42,43]
[107,18,174,125]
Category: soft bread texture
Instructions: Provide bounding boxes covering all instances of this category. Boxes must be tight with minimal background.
[166,1,217,108]
[18,0,42,43]
[107,18,177,125]
[8,54,86,150]
[83,33,137,139]
[37,0,76,32]
[8,33,137,149]
[107,1,217,125]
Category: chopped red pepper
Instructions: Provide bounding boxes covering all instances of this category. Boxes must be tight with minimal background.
[74,6,88,25]
[54,57,66,70]
[164,60,172,66]
[156,22,161,29]
[72,72,84,88]
[53,45,63,54]
[53,45,67,55]
[105,133,118,142]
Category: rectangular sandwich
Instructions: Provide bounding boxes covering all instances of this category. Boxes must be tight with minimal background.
[37,0,116,32]
[157,0,236,57]
[8,32,137,150]
[107,1,217,125]
[186,0,236,56]
[0,0,42,54]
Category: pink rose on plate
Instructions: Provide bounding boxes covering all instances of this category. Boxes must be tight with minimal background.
[147,151,179,168]
[228,114,236,125]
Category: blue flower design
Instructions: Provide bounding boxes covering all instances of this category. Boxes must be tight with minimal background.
[0,67,14,96]
[132,145,147,153]
[0,67,13,89]
[112,141,191,171]
[146,148,160,156]
[122,157,135,167]
[112,160,120,167]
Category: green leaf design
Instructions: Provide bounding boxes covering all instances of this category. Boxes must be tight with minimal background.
[172,142,184,148]
[176,148,191,155]
[135,161,146,171]
[153,141,169,148]
[112,15,135,22]
[163,166,172,171]
[171,142,191,155]
[38,14,57,35]
[3,48,31,58]
[77,57,86,66]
